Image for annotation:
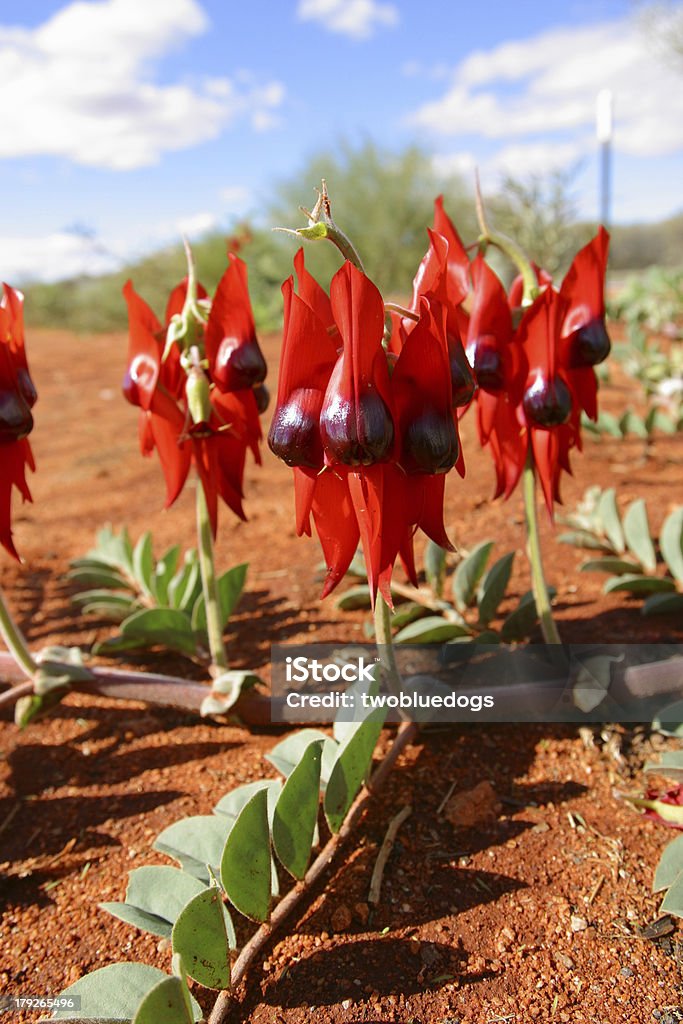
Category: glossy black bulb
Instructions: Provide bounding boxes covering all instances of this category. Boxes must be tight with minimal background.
[214,335,267,391]
[522,375,572,428]
[321,389,394,466]
[569,318,611,368]
[449,341,477,407]
[0,389,34,443]
[466,337,505,392]
[401,408,459,474]
[268,388,323,468]
[253,383,270,415]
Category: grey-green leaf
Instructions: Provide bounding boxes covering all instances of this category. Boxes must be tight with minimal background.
[220,789,271,922]
[334,585,373,610]
[172,888,234,990]
[394,616,471,644]
[272,740,322,879]
[452,541,494,611]
[154,544,181,605]
[654,835,683,893]
[477,551,515,625]
[99,866,206,939]
[131,975,197,1024]
[214,779,282,828]
[642,593,683,616]
[119,607,197,655]
[557,530,611,551]
[596,488,625,553]
[424,540,448,598]
[324,708,385,833]
[132,531,156,599]
[51,964,200,1020]
[154,816,230,882]
[660,869,683,920]
[192,563,248,632]
[580,557,641,575]
[265,729,333,778]
[603,574,676,595]
[623,499,657,573]
[660,507,683,585]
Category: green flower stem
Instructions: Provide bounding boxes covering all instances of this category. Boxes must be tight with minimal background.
[474,173,538,305]
[195,485,228,674]
[522,453,562,645]
[373,592,407,713]
[0,587,37,679]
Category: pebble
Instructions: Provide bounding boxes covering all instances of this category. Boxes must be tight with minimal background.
[341,998,352,1010]
[620,966,633,978]
[570,915,588,932]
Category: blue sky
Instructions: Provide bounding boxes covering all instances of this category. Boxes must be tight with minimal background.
[1,0,682,282]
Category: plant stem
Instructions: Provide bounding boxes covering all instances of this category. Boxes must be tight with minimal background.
[196,485,228,674]
[0,588,37,679]
[207,720,419,1024]
[474,172,538,306]
[373,592,406,706]
[522,452,562,644]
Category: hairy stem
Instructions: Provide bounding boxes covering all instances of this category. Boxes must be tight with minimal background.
[373,592,406,709]
[208,720,419,1024]
[522,453,561,644]
[196,485,228,674]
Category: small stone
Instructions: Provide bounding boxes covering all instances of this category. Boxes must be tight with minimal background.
[620,966,633,978]
[354,901,369,925]
[570,916,588,932]
[443,781,501,828]
[557,953,575,970]
[330,904,353,932]
[262,960,271,972]
[341,998,352,1010]
[532,821,550,833]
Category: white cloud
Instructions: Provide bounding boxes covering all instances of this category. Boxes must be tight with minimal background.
[297,0,398,39]
[409,15,683,159]
[219,185,252,213]
[0,230,120,283]
[175,211,218,238]
[0,0,285,170]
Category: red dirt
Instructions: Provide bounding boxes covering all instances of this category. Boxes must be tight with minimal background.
[1,325,683,1023]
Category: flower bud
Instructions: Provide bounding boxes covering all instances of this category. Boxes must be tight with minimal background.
[0,388,33,442]
[401,408,459,474]
[185,366,212,427]
[568,318,611,367]
[268,387,323,468]
[522,374,572,428]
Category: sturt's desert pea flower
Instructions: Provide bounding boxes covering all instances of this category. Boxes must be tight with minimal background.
[0,284,36,560]
[122,253,265,535]
[269,251,458,606]
[467,229,611,514]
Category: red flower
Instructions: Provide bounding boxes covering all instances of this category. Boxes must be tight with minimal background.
[269,253,457,605]
[123,257,264,535]
[0,285,36,560]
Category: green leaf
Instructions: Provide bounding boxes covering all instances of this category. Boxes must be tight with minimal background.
[596,488,625,553]
[596,410,623,437]
[557,530,611,551]
[424,540,447,598]
[80,599,137,623]
[324,708,385,833]
[642,593,683,616]
[132,531,156,599]
[334,585,373,610]
[603,574,676,595]
[652,701,683,737]
[651,409,678,435]
[192,563,248,633]
[86,524,134,573]
[51,963,200,1020]
[654,835,683,893]
[500,589,556,642]
[265,729,335,778]
[154,816,230,883]
[200,670,261,717]
[220,789,271,922]
[477,551,514,625]
[580,558,641,575]
[660,507,683,585]
[272,740,323,879]
[619,410,648,439]
[131,974,197,1024]
[99,866,206,939]
[172,888,234,990]
[660,869,683,920]
[68,566,132,590]
[452,541,494,611]
[394,616,472,644]
[118,607,197,655]
[623,499,657,573]
[214,779,282,828]
[154,545,181,605]
[390,602,430,630]
[168,555,202,612]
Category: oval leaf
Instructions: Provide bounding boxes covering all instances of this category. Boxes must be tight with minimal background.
[596,488,625,553]
[192,563,248,632]
[265,729,333,778]
[394,616,471,644]
[51,964,193,1020]
[132,975,197,1024]
[133,531,156,599]
[154,816,230,882]
[623,499,657,573]
[214,779,282,828]
[324,708,385,833]
[220,789,271,922]
[100,866,206,938]
[603,574,676,595]
[477,551,514,625]
[660,869,683,920]
[642,593,683,616]
[272,740,323,879]
[660,507,683,585]
[452,541,493,611]
[654,835,683,893]
[557,530,611,551]
[172,888,234,990]
[120,607,197,655]
[424,540,447,598]
[334,585,373,610]
[580,557,641,575]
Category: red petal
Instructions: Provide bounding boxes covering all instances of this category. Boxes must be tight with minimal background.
[293,248,334,329]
